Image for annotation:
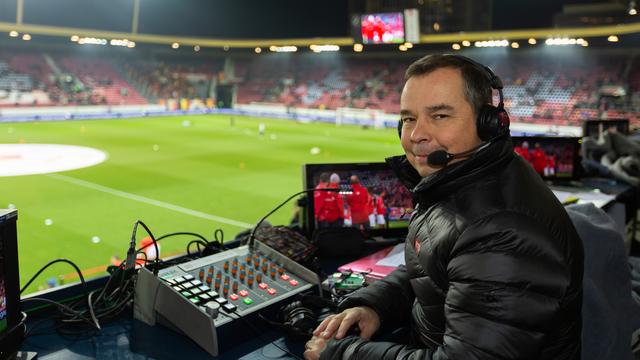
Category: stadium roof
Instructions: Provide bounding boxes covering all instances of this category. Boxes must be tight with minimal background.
[0,0,638,51]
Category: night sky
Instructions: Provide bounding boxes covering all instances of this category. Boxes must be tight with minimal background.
[492,0,612,29]
[0,0,624,38]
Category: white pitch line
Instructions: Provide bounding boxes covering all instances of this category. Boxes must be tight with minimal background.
[47,173,253,229]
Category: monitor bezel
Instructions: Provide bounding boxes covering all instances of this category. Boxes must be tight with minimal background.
[0,209,20,343]
[302,162,411,240]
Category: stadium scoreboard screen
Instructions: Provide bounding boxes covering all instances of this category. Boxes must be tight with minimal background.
[351,9,420,45]
[361,12,405,44]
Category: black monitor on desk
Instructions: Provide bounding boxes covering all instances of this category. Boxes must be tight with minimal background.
[0,209,22,358]
[302,162,413,239]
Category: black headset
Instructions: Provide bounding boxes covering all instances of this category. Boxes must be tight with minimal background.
[397,54,510,142]
[260,294,337,341]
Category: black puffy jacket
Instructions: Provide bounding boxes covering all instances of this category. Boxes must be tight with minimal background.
[321,137,583,360]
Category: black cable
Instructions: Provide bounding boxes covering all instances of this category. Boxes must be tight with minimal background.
[187,240,209,256]
[86,290,101,330]
[125,221,141,271]
[136,230,227,262]
[133,220,159,275]
[87,261,131,321]
[213,228,225,249]
[137,231,211,254]
[20,258,85,295]
[136,250,149,263]
[156,231,209,243]
[126,220,159,275]
[21,297,96,328]
[22,220,157,342]
[65,277,134,324]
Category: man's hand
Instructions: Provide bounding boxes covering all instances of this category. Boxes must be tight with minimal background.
[303,335,327,360]
[313,306,381,340]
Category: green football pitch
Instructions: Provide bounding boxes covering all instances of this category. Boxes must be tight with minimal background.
[0,114,401,294]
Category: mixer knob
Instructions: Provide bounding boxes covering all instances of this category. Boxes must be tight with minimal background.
[204,301,220,319]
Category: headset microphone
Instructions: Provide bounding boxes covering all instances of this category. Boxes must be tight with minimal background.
[427,141,492,167]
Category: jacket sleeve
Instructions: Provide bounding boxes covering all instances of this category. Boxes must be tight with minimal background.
[320,265,415,359]
[337,265,415,329]
[321,211,578,360]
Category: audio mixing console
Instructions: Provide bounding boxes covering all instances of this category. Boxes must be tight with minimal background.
[133,240,319,356]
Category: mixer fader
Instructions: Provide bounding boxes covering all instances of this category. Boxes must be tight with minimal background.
[134,240,319,356]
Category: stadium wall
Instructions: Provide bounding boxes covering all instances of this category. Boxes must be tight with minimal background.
[0,103,581,136]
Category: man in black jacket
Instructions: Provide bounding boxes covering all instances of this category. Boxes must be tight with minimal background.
[304,54,584,360]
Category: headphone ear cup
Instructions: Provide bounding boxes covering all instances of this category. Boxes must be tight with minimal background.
[476,105,510,141]
[280,300,317,340]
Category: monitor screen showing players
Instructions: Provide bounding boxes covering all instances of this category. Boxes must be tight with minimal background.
[360,12,405,44]
[512,136,581,180]
[303,162,413,238]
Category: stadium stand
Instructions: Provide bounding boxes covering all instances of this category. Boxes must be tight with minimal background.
[122,58,223,102]
[57,56,147,105]
[0,52,53,106]
[1,48,639,127]
[233,51,640,127]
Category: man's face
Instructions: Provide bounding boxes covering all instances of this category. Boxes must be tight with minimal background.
[400,67,482,177]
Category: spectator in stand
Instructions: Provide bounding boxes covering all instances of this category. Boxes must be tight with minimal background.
[345,175,371,230]
[316,173,345,229]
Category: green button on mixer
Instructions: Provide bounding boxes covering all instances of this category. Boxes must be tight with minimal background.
[243,297,253,305]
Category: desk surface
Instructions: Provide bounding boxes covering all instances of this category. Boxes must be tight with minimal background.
[18,247,370,359]
[550,177,635,209]
[22,302,305,359]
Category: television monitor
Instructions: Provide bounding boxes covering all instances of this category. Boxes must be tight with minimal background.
[302,162,414,239]
[583,119,630,138]
[360,12,405,44]
[512,136,582,181]
[0,209,22,357]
